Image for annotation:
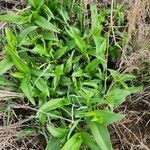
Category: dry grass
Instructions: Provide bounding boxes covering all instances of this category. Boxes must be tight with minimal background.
[120,0,150,71]
[0,115,42,150]
[0,90,23,100]
[115,1,150,147]
[111,88,150,150]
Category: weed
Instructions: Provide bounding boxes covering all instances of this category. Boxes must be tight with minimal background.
[0,0,142,149]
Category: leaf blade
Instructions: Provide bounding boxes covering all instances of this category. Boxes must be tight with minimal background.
[0,57,13,75]
[61,133,82,150]
[20,76,35,105]
[0,14,29,24]
[89,121,112,150]
[34,16,60,32]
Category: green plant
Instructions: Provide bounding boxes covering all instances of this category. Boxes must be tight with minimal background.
[0,0,142,149]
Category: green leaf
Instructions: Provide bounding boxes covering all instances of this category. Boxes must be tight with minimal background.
[53,76,59,90]
[0,14,29,24]
[0,57,13,75]
[6,46,30,74]
[85,58,100,72]
[35,78,49,96]
[58,7,70,25]
[108,69,119,78]
[61,133,83,150]
[38,98,70,124]
[81,80,99,89]
[127,86,143,93]
[105,88,131,108]
[81,132,99,150]
[93,35,106,65]
[90,4,100,33]
[20,76,35,105]
[34,16,60,32]
[119,74,136,82]
[64,52,74,73]
[47,124,68,138]
[46,138,61,150]
[94,110,124,125]
[108,69,136,83]
[33,44,49,56]
[67,120,80,139]
[78,110,123,125]
[54,46,68,59]
[38,98,69,113]
[76,90,94,104]
[69,27,88,53]
[72,68,83,77]
[60,76,72,86]
[54,65,64,76]
[42,31,58,41]
[18,26,37,44]
[30,67,53,77]
[11,72,26,78]
[42,4,54,20]
[89,121,112,150]
[28,0,44,8]
[5,27,17,47]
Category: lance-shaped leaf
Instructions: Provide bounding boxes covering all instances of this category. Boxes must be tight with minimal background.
[18,26,38,44]
[34,16,60,32]
[89,121,112,150]
[28,0,44,9]
[81,132,99,150]
[0,14,29,25]
[61,133,83,150]
[20,76,35,105]
[47,124,68,138]
[5,46,30,74]
[38,98,70,124]
[0,57,13,75]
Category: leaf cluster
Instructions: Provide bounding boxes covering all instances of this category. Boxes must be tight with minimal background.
[0,0,142,149]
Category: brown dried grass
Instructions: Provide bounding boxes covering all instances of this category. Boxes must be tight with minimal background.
[0,90,23,100]
[120,0,150,71]
[111,89,150,150]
